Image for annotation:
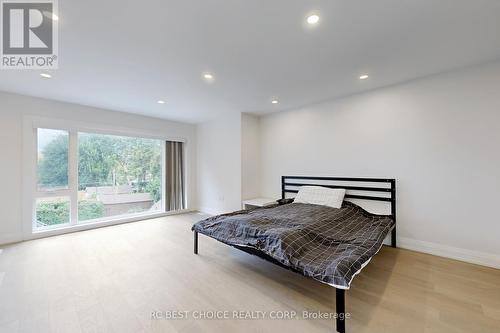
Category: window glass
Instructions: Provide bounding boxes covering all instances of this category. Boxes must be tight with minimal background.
[37,128,69,190]
[36,197,70,228]
[77,132,162,222]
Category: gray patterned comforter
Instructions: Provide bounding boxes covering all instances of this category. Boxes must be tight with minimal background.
[192,201,394,289]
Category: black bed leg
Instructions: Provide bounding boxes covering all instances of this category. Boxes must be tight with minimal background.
[391,227,397,248]
[336,288,346,333]
[194,231,198,254]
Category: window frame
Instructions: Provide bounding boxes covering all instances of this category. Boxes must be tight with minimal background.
[23,116,188,239]
[33,128,74,230]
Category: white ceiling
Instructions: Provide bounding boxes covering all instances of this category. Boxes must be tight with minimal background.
[1,0,500,124]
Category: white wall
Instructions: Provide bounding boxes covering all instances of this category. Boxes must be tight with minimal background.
[241,113,261,200]
[259,61,500,267]
[197,113,242,214]
[0,91,197,245]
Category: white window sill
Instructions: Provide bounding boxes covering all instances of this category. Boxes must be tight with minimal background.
[27,209,193,241]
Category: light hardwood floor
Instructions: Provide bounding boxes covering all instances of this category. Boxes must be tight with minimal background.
[0,213,499,333]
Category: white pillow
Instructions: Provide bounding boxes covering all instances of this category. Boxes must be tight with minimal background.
[293,186,346,209]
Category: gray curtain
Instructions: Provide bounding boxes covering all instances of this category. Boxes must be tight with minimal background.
[165,141,185,211]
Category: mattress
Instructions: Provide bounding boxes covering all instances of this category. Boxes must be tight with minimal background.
[192,201,394,289]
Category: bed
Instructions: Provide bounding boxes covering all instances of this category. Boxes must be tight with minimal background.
[192,176,397,333]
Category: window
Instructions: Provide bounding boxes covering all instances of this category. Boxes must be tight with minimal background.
[77,132,162,223]
[36,196,70,228]
[36,129,71,228]
[37,128,69,191]
[32,126,181,231]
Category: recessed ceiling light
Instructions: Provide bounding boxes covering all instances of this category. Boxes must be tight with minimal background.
[271,99,279,104]
[40,73,52,79]
[307,14,320,25]
[203,73,214,81]
[359,74,369,80]
[157,100,166,104]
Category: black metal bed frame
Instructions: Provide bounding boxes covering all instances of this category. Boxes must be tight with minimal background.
[193,176,397,333]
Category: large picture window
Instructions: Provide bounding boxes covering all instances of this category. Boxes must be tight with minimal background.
[33,126,183,231]
[77,132,162,222]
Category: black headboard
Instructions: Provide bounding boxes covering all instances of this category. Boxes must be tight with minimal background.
[281,176,397,247]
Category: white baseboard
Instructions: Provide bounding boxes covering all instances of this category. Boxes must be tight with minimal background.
[399,237,500,269]
[0,233,23,246]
